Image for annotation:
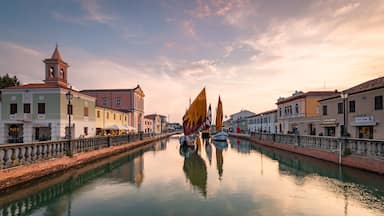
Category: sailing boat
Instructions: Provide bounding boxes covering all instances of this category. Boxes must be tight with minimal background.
[213,96,228,141]
[201,104,212,139]
[180,88,207,146]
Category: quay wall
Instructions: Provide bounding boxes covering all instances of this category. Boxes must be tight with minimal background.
[229,133,384,175]
[0,132,180,191]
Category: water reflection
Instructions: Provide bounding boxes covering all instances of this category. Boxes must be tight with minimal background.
[212,140,228,180]
[181,137,208,197]
[204,139,212,165]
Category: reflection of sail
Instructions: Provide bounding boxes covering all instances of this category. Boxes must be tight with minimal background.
[216,148,223,180]
[183,88,207,135]
[205,140,212,165]
[183,151,207,197]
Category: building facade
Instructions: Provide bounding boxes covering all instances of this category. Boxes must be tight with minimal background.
[144,114,166,134]
[229,110,256,133]
[95,106,131,135]
[319,77,384,139]
[81,86,145,132]
[143,117,153,133]
[247,109,278,133]
[276,91,336,135]
[0,47,96,144]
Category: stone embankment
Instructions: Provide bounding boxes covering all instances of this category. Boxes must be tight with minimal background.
[0,133,178,191]
[230,133,384,175]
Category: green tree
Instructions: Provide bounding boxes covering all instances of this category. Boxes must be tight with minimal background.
[0,73,21,89]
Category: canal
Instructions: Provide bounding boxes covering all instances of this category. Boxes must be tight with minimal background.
[1,135,383,216]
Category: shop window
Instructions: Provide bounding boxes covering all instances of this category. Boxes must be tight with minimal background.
[24,103,31,113]
[84,127,88,136]
[10,103,17,114]
[349,100,355,113]
[38,103,45,114]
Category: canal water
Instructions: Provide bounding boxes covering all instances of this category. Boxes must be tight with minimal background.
[1,135,384,216]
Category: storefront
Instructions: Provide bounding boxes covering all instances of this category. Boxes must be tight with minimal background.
[352,116,377,139]
[7,124,23,143]
[320,119,337,137]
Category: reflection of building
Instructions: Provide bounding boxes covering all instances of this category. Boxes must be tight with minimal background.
[247,109,278,133]
[276,91,336,135]
[116,155,144,187]
[81,86,145,132]
[319,77,384,139]
[0,46,96,143]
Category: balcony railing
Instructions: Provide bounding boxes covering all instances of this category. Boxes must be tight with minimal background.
[0,131,180,170]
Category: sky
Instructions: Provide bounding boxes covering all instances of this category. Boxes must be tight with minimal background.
[0,0,383,123]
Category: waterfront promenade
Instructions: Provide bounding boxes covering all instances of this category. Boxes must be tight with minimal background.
[0,132,180,191]
[230,132,384,174]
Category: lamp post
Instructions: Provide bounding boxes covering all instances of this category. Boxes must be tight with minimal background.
[260,114,264,139]
[339,91,348,165]
[66,90,73,155]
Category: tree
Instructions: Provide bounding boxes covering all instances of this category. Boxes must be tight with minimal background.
[0,73,21,89]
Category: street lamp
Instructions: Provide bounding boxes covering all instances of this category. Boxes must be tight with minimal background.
[340,92,349,137]
[66,90,73,154]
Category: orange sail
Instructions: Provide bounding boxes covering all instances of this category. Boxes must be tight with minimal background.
[183,88,207,135]
[215,96,223,131]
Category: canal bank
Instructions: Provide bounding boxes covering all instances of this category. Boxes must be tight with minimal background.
[230,133,384,175]
[0,132,178,191]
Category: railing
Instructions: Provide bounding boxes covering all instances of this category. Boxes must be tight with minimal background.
[243,132,384,159]
[0,131,180,170]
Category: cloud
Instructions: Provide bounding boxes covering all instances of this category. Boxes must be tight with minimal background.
[181,20,197,37]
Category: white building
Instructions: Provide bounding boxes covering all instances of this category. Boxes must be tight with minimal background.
[247,109,278,133]
[229,110,255,133]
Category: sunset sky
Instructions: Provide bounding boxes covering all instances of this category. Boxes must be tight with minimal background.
[1,0,383,122]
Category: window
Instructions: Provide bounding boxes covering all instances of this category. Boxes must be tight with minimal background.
[120,115,122,120]
[97,110,100,118]
[113,113,116,120]
[24,103,31,113]
[84,107,89,117]
[337,102,343,114]
[375,96,383,110]
[295,104,299,114]
[10,104,17,114]
[38,103,45,114]
[102,97,107,106]
[349,100,355,113]
[84,127,88,136]
[322,105,327,116]
[106,112,109,119]
[279,108,282,117]
[116,97,121,106]
[60,68,64,79]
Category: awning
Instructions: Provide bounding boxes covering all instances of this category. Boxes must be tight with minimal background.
[105,124,137,131]
[351,122,377,126]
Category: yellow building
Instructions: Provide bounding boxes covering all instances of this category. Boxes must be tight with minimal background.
[95,106,133,135]
[276,91,336,135]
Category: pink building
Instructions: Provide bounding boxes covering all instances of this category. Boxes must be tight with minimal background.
[81,86,145,131]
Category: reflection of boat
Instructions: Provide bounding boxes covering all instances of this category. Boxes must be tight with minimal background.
[213,96,228,141]
[214,143,224,180]
[183,150,207,197]
[181,88,207,146]
[204,139,212,165]
[179,143,197,158]
[212,139,228,151]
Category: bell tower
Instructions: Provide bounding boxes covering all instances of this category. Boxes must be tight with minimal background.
[43,44,69,87]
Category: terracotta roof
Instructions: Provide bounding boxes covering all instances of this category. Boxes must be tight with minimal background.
[5,83,75,91]
[345,76,384,94]
[320,76,384,101]
[276,91,337,105]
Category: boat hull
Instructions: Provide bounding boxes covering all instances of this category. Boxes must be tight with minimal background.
[213,131,228,141]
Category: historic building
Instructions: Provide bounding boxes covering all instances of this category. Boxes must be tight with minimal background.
[143,117,153,133]
[95,106,132,135]
[81,86,145,132]
[229,110,256,133]
[247,109,278,133]
[319,77,384,139]
[144,114,167,134]
[0,46,96,143]
[276,91,336,135]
